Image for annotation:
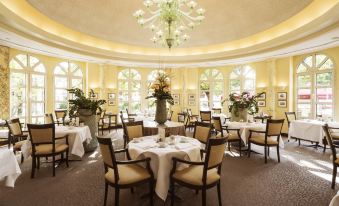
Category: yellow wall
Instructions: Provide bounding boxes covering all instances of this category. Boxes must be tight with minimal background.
[5,45,339,126]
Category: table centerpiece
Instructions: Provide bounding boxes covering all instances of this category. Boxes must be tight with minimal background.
[146,72,174,124]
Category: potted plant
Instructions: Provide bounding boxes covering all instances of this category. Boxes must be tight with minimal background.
[68,88,106,152]
[223,92,264,122]
[146,72,174,124]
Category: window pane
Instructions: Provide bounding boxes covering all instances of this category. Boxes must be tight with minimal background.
[118,91,129,102]
[31,88,44,101]
[297,75,311,87]
[212,101,222,109]
[230,80,240,91]
[297,63,307,73]
[29,56,39,68]
[119,102,129,111]
[316,72,332,87]
[200,91,209,101]
[72,78,83,89]
[54,66,65,75]
[214,82,223,91]
[297,89,311,103]
[16,54,27,67]
[130,102,141,112]
[118,81,128,90]
[131,81,141,90]
[244,79,255,90]
[316,88,332,103]
[212,90,223,102]
[200,82,210,90]
[131,92,140,101]
[33,63,45,73]
[200,101,209,111]
[55,102,68,110]
[10,72,26,88]
[55,89,68,102]
[319,59,334,70]
[297,104,311,119]
[73,68,83,77]
[130,70,141,80]
[55,77,67,88]
[315,54,327,67]
[31,103,44,116]
[304,56,313,67]
[32,74,44,87]
[9,60,24,70]
[316,104,333,117]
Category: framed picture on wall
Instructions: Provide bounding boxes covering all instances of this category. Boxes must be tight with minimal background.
[172,94,180,100]
[258,100,266,107]
[188,94,196,101]
[278,100,287,108]
[277,92,287,100]
[89,93,98,99]
[257,92,266,100]
[174,100,180,105]
[108,100,115,106]
[108,93,115,99]
[188,100,195,106]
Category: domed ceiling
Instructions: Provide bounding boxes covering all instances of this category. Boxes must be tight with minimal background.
[27,0,313,48]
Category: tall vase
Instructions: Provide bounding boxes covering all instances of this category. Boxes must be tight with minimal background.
[231,107,248,122]
[78,109,98,152]
[155,99,167,124]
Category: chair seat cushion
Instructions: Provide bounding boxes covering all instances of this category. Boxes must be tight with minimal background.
[173,165,220,186]
[332,132,339,140]
[216,133,239,141]
[105,164,151,185]
[14,140,25,150]
[32,143,69,155]
[249,135,278,145]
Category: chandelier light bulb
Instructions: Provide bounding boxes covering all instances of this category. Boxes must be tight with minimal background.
[143,0,153,7]
[196,8,205,15]
[187,1,197,9]
[188,22,195,29]
[156,30,163,38]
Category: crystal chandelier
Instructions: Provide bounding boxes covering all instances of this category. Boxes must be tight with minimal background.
[133,0,205,49]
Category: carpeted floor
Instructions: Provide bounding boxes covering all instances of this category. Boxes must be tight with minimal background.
[0,129,338,206]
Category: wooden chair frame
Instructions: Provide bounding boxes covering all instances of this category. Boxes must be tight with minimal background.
[55,110,67,126]
[6,118,28,163]
[248,119,284,163]
[97,137,154,206]
[27,123,69,178]
[170,137,227,206]
[323,124,339,189]
[186,109,199,131]
[200,111,212,123]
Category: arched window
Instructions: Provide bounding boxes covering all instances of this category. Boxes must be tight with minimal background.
[118,69,141,113]
[229,65,256,94]
[146,70,167,114]
[10,54,46,124]
[199,69,223,110]
[54,62,83,109]
[296,54,334,119]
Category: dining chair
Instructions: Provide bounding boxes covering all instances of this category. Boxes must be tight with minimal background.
[285,112,298,144]
[126,108,137,119]
[193,121,212,157]
[124,121,144,144]
[170,137,227,206]
[200,111,212,123]
[323,125,339,153]
[248,119,284,163]
[44,113,54,124]
[186,109,199,131]
[55,110,67,125]
[98,111,114,135]
[212,108,222,114]
[6,118,28,163]
[177,112,186,124]
[97,137,154,206]
[120,111,135,123]
[27,123,69,178]
[167,110,174,121]
[323,124,339,189]
[213,116,242,156]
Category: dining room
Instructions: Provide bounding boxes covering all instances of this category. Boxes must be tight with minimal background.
[1,0,339,206]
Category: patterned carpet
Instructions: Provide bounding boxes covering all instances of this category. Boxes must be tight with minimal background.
[0,130,337,206]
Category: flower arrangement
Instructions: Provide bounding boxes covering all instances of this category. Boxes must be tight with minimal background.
[225,92,265,115]
[146,72,174,105]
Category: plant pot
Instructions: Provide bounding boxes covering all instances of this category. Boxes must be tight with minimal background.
[231,107,248,122]
[78,109,98,152]
[155,99,167,124]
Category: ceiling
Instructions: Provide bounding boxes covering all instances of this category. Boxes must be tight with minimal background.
[27,0,312,48]
[0,0,339,67]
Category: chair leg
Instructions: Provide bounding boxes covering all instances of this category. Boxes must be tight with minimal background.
[104,182,108,206]
[149,179,154,206]
[277,146,280,163]
[228,141,231,151]
[20,153,24,164]
[31,155,36,178]
[323,141,327,153]
[247,142,251,158]
[298,139,301,146]
[217,182,222,206]
[170,180,175,206]
[115,188,120,206]
[130,188,134,193]
[202,189,206,206]
[264,146,267,164]
[332,165,337,189]
[267,146,270,157]
[66,150,69,167]
[238,140,241,156]
[52,155,56,177]
[37,157,40,169]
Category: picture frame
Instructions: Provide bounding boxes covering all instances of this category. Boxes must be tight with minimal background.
[278,100,287,108]
[188,100,195,106]
[174,100,180,105]
[108,100,115,106]
[257,100,266,107]
[108,93,116,99]
[277,92,287,100]
[188,94,196,100]
[89,93,98,99]
[257,92,266,100]
[172,94,180,100]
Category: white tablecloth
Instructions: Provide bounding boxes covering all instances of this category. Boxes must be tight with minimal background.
[0,148,21,187]
[288,120,339,145]
[128,135,201,200]
[225,122,285,148]
[22,126,92,159]
[143,120,186,136]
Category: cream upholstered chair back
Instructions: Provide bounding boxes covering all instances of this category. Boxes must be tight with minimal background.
[177,113,186,123]
[212,116,222,133]
[212,108,222,114]
[205,137,227,169]
[55,110,67,119]
[44,114,54,124]
[98,137,116,168]
[193,122,211,144]
[125,121,144,141]
[266,119,284,136]
[200,111,211,122]
[7,121,22,136]
[285,112,296,124]
[27,123,55,144]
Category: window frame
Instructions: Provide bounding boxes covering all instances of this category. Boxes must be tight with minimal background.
[199,69,224,111]
[229,65,256,95]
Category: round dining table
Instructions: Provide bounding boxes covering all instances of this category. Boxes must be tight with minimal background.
[128,135,201,201]
[0,148,21,187]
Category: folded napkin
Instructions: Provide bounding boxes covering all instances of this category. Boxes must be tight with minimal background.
[175,143,191,150]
